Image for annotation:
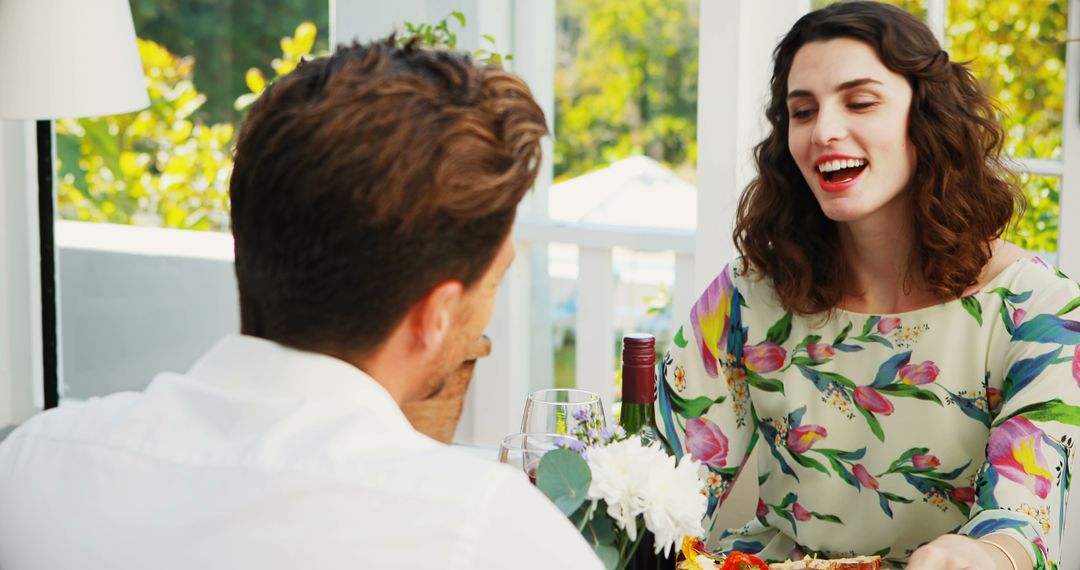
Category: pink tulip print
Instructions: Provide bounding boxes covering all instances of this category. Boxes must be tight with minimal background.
[744,342,786,374]
[1012,308,1027,329]
[912,454,940,469]
[806,343,835,361]
[898,361,940,385]
[692,270,733,378]
[877,317,901,334]
[757,498,769,519]
[792,502,812,522]
[852,464,879,490]
[786,424,827,454]
[854,386,895,416]
[950,487,976,504]
[1073,345,1080,387]
[987,416,1053,499]
[685,417,729,468]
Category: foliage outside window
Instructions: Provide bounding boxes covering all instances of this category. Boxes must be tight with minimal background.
[55,7,507,232]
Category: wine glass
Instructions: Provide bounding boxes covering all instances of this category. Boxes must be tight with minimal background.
[497,432,578,484]
[521,388,607,436]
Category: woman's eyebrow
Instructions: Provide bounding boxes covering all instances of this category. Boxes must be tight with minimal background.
[787,77,884,100]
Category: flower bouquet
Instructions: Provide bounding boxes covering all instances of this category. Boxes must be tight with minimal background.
[533,420,708,570]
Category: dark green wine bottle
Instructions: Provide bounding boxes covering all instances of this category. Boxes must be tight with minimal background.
[619,333,673,570]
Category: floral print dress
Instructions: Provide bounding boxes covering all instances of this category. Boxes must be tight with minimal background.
[655,257,1080,569]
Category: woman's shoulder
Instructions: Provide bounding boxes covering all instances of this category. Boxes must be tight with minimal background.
[700,258,787,314]
[976,244,1078,313]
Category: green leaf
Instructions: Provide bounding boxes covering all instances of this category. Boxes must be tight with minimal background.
[788,451,831,476]
[816,370,857,390]
[745,371,785,394]
[668,389,725,419]
[583,512,616,546]
[961,296,984,326]
[995,399,1080,427]
[854,404,885,442]
[450,10,466,28]
[673,326,688,348]
[779,492,798,508]
[789,356,829,368]
[873,547,892,557]
[860,316,881,337]
[878,384,944,406]
[879,491,914,503]
[811,512,843,524]
[1057,296,1080,316]
[535,449,591,516]
[765,311,794,345]
[833,321,854,345]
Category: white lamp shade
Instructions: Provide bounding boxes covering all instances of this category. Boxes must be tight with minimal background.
[0,0,149,119]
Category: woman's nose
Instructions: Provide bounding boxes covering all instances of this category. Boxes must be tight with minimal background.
[810,106,847,146]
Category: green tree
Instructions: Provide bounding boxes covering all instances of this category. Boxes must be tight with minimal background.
[555,0,700,181]
[128,0,330,125]
[947,0,1066,252]
[58,15,509,232]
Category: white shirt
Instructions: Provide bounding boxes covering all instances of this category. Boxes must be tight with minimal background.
[0,335,603,570]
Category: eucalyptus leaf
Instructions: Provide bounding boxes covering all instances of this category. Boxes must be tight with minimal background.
[536,448,592,516]
[595,544,620,570]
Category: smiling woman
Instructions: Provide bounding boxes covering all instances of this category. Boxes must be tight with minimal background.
[656,2,1080,570]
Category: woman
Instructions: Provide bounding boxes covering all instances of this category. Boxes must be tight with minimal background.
[657,3,1080,569]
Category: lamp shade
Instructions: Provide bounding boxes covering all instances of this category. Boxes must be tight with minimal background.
[0,0,149,119]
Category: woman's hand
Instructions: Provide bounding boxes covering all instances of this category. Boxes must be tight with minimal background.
[906,534,1023,570]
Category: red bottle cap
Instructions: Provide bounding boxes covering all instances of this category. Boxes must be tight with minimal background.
[622,333,655,404]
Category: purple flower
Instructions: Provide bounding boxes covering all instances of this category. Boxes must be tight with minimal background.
[852,464,879,490]
[877,317,901,334]
[743,342,786,374]
[988,416,1053,499]
[898,361,940,385]
[792,502,812,522]
[806,343,835,360]
[572,408,591,423]
[854,386,895,416]
[786,425,827,454]
[685,417,729,468]
[912,454,940,469]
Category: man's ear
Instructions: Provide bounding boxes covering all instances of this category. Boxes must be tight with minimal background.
[410,280,464,352]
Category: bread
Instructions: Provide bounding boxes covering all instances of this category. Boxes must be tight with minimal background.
[767,555,882,570]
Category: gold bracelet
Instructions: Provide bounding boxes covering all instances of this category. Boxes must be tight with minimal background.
[978,538,1019,570]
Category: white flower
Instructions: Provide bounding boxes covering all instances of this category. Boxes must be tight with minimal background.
[641,453,707,557]
[586,435,656,540]
[585,435,707,556]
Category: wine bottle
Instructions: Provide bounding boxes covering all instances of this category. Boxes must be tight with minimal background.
[619,333,673,570]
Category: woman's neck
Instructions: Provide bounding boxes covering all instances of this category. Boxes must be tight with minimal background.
[836,205,942,314]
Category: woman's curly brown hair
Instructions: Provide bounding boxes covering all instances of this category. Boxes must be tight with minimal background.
[733,1,1024,315]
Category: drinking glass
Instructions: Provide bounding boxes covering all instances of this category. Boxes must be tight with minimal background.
[497,432,577,484]
[520,388,606,436]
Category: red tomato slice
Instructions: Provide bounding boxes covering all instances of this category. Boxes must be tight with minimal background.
[720,551,769,570]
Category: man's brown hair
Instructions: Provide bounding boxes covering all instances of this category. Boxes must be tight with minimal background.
[229,38,548,355]
[734,1,1024,315]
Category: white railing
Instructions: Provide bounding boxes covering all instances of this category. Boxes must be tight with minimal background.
[513,220,695,420]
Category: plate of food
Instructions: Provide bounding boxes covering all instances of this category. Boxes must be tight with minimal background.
[677,539,883,570]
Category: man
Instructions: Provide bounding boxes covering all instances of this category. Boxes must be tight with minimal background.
[0,39,602,569]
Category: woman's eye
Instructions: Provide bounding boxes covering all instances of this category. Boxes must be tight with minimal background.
[848,101,877,111]
[791,108,816,120]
